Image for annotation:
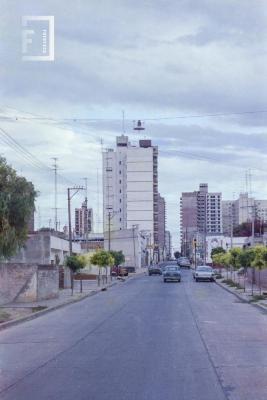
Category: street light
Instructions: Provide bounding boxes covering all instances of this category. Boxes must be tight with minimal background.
[106,209,119,251]
[67,186,85,255]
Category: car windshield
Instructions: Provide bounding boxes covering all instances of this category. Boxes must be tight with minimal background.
[166,266,179,271]
[197,267,212,272]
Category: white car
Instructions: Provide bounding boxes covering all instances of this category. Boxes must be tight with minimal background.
[193,266,215,282]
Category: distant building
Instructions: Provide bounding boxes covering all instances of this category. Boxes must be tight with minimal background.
[104,227,147,269]
[103,135,159,261]
[158,194,166,260]
[180,184,222,260]
[222,193,267,235]
[75,201,93,238]
[165,230,172,259]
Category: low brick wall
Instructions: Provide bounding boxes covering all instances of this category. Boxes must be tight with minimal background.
[0,263,59,305]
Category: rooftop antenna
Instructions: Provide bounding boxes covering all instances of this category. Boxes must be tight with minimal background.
[122,110,126,134]
[97,168,100,233]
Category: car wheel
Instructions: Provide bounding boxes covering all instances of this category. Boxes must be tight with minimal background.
[163,279,166,282]
[195,278,198,282]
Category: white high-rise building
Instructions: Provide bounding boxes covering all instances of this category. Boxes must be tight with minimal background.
[103,135,159,250]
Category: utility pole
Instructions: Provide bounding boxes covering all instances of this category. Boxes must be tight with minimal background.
[106,210,119,252]
[193,238,197,270]
[67,186,85,255]
[132,225,137,269]
[230,202,234,249]
[83,178,89,252]
[52,157,58,231]
[108,211,111,251]
[251,203,256,247]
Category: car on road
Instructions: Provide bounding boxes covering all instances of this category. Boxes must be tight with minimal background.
[148,265,162,276]
[111,266,129,277]
[163,265,181,282]
[193,266,215,282]
[177,257,191,269]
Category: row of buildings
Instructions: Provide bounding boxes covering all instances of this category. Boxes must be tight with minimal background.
[180,183,267,263]
[22,133,171,271]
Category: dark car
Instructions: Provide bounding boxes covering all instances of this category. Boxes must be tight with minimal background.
[148,265,162,276]
[111,266,129,277]
[163,265,181,282]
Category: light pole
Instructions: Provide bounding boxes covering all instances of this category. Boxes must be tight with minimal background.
[132,224,138,270]
[67,186,85,256]
[107,210,119,252]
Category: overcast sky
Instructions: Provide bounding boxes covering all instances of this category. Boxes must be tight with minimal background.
[1,0,267,248]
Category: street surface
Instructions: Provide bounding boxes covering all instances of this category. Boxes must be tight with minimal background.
[1,270,267,400]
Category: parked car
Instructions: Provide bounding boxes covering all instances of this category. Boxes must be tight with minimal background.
[178,257,191,269]
[111,266,129,277]
[148,265,162,276]
[193,266,215,282]
[163,265,181,282]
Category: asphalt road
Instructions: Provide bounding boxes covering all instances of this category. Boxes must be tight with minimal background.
[1,270,267,400]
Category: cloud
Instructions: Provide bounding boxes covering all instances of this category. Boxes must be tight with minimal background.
[1,0,267,245]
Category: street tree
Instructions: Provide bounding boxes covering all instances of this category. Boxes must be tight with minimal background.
[109,250,125,267]
[90,250,115,283]
[213,252,230,279]
[65,255,87,273]
[237,248,255,292]
[251,246,267,295]
[211,247,226,260]
[65,255,87,294]
[0,157,37,259]
[229,248,242,281]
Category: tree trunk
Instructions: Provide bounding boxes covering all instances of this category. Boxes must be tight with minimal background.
[251,268,254,296]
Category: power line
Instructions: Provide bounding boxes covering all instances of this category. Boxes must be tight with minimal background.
[0,125,78,187]
[0,109,267,123]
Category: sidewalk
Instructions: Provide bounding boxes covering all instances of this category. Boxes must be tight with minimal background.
[216,270,267,312]
[0,269,146,330]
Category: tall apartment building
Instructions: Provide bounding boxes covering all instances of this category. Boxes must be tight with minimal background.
[180,184,222,258]
[222,193,267,235]
[75,201,93,238]
[158,194,166,258]
[165,230,172,260]
[103,135,159,253]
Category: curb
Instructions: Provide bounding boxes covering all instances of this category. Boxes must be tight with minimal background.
[216,280,267,314]
[0,271,145,332]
